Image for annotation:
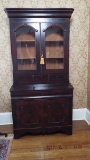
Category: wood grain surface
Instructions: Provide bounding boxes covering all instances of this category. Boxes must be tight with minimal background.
[7,121,90,160]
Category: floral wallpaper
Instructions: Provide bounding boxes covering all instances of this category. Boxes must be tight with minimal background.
[0,0,89,112]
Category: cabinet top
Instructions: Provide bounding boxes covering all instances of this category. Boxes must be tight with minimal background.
[4,8,74,18]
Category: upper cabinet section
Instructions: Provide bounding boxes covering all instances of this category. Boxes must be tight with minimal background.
[5,8,74,84]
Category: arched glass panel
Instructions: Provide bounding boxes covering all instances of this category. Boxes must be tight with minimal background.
[45,26,64,70]
[16,26,37,70]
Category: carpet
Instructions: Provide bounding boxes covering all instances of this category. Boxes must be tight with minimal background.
[0,139,12,160]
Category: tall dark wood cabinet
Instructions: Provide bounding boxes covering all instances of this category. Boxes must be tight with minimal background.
[5,8,74,138]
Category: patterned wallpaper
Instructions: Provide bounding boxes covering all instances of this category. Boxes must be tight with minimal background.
[0,0,89,112]
[87,2,90,110]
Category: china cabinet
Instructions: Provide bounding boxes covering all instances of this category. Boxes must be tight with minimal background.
[5,8,74,138]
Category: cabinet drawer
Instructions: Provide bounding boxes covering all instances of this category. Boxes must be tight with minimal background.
[10,84,73,97]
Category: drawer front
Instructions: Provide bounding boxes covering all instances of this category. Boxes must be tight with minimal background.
[10,84,73,97]
[12,99,42,129]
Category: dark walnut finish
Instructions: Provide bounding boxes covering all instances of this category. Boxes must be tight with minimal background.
[5,8,74,138]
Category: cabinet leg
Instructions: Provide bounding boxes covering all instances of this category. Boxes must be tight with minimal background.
[59,126,72,135]
[14,130,22,139]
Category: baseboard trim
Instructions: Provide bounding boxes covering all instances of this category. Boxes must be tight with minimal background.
[0,112,13,125]
[73,108,86,120]
[0,108,90,125]
[85,108,90,125]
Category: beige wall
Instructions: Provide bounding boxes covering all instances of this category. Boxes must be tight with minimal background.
[0,0,89,112]
[87,1,90,110]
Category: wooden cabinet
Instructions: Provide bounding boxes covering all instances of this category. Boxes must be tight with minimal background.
[5,8,74,138]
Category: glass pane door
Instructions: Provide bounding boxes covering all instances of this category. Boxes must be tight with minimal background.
[45,25,64,70]
[16,25,37,70]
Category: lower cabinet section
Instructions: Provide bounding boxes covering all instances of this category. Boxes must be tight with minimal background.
[11,96,73,138]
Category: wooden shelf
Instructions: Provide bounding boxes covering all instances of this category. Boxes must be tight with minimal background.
[46,41,64,58]
[17,56,36,59]
[16,33,35,41]
[17,51,36,59]
[46,52,64,58]
[45,40,64,42]
[17,42,36,59]
[17,59,36,65]
[46,62,64,69]
[45,32,64,41]
[18,63,36,70]
[16,40,35,42]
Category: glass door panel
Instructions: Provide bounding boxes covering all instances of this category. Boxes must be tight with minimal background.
[45,26,64,70]
[16,26,37,70]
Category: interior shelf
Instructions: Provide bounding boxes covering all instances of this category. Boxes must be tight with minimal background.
[17,56,36,59]
[17,42,36,59]
[17,58,36,70]
[46,62,64,70]
[46,58,64,70]
[45,40,64,42]
[46,52,64,58]
[16,40,35,42]
[16,32,35,41]
[18,64,36,70]
[45,33,64,42]
[17,59,36,65]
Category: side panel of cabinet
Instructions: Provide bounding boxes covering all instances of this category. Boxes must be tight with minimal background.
[11,99,42,129]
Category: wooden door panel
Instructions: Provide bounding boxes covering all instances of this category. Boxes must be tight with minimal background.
[43,98,70,127]
[12,99,42,128]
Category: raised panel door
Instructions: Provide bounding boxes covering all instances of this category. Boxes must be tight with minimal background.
[43,98,71,128]
[12,99,42,129]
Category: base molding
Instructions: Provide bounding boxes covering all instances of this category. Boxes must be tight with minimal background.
[85,109,90,125]
[0,112,13,125]
[0,108,90,125]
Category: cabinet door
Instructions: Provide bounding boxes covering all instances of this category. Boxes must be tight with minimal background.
[11,22,40,83]
[41,22,69,82]
[12,99,42,129]
[43,98,72,128]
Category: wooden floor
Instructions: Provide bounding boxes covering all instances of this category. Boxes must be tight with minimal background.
[1,121,90,160]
